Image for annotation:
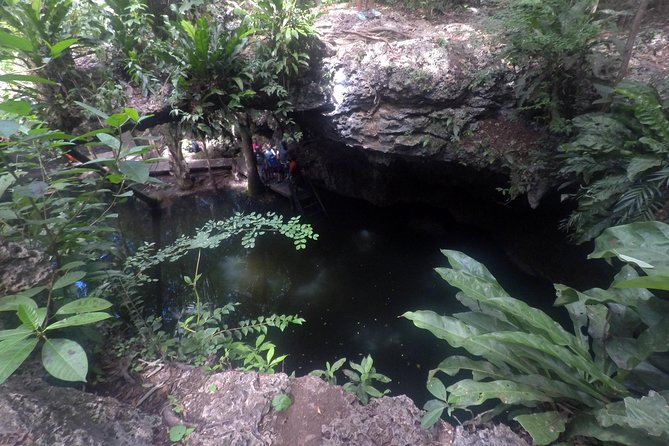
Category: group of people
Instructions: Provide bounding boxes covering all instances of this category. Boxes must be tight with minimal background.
[253,141,297,184]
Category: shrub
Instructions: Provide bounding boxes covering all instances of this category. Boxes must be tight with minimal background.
[404,221,669,444]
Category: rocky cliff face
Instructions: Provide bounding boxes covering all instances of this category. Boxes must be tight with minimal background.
[290,6,543,208]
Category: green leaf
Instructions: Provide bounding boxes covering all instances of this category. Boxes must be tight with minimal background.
[97,133,121,150]
[402,311,481,348]
[446,379,553,407]
[0,29,33,52]
[74,101,109,119]
[0,119,19,137]
[271,393,292,412]
[615,274,669,291]
[0,74,57,85]
[590,222,669,272]
[17,304,41,330]
[45,312,111,331]
[105,112,129,128]
[0,326,33,342]
[56,298,112,315]
[595,392,669,437]
[427,377,448,400]
[52,271,86,290]
[421,399,447,428]
[48,38,77,58]
[41,338,88,382]
[0,295,37,312]
[169,425,193,442]
[429,355,509,381]
[0,337,38,384]
[0,100,31,116]
[514,411,566,445]
[13,181,47,198]
[123,108,139,122]
[626,156,662,181]
[119,160,150,183]
[0,174,16,198]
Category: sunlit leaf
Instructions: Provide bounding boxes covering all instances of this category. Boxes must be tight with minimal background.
[52,271,86,290]
[0,337,38,384]
[46,312,111,331]
[41,338,88,382]
[514,411,566,445]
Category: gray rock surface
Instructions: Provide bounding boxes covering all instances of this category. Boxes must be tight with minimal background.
[0,363,531,446]
[0,238,51,294]
[0,368,161,446]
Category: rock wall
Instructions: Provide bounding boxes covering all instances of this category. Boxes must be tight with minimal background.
[0,363,531,446]
[290,6,542,208]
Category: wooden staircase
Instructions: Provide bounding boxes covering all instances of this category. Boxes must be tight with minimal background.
[267,179,328,218]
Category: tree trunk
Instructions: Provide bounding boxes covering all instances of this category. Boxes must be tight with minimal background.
[237,113,264,196]
[616,0,649,83]
[168,124,193,190]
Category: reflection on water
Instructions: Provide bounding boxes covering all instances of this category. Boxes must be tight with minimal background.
[119,189,558,404]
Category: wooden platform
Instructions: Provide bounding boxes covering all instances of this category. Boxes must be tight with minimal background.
[149,158,233,176]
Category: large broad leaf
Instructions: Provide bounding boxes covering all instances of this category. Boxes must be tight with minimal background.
[429,355,509,382]
[17,304,41,330]
[97,132,121,150]
[0,326,33,342]
[626,156,662,181]
[514,411,566,445]
[13,181,47,199]
[0,337,38,384]
[446,379,553,407]
[426,377,448,400]
[48,38,77,58]
[0,100,31,116]
[484,296,588,358]
[0,30,33,51]
[0,174,16,198]
[52,271,85,290]
[0,74,56,85]
[45,312,111,331]
[74,101,109,119]
[595,392,669,437]
[422,399,448,428]
[567,413,667,446]
[472,332,626,398]
[0,295,37,312]
[0,119,19,137]
[41,338,88,382]
[118,160,150,184]
[436,250,510,302]
[590,222,669,272]
[56,297,112,315]
[616,274,669,291]
[402,311,481,348]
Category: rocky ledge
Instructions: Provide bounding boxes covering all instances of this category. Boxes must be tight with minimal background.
[0,363,530,446]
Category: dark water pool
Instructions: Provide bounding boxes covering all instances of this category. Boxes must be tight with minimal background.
[120,188,561,406]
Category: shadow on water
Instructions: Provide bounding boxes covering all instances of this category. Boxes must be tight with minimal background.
[119,188,589,406]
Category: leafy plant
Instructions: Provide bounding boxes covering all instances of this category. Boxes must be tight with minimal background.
[310,357,347,385]
[496,0,605,126]
[404,225,669,445]
[559,80,669,242]
[342,355,391,405]
[168,424,194,443]
[0,90,155,383]
[118,212,316,372]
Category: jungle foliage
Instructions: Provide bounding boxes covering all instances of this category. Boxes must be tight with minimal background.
[404,221,669,445]
[559,81,669,242]
[0,100,157,383]
[495,0,605,128]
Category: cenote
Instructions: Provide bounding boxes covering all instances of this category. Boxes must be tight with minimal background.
[120,187,573,405]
